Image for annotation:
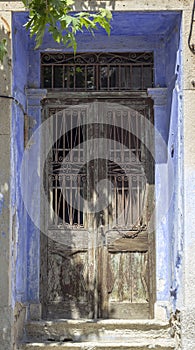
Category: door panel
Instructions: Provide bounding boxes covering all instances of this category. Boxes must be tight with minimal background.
[107,252,149,317]
[41,98,155,319]
[47,247,91,319]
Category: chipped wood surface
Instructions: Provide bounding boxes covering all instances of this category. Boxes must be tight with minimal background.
[41,96,155,320]
[108,232,148,252]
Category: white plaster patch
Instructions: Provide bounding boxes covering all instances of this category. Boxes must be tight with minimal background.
[157,279,165,292]
[0,182,8,193]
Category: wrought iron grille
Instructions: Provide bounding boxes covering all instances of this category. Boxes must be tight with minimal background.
[46,102,153,230]
[41,52,154,91]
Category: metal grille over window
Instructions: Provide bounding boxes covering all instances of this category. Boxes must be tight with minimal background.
[45,102,153,230]
[41,52,154,91]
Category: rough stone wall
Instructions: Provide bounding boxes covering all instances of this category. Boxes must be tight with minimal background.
[170,310,181,350]
[14,303,27,349]
[0,6,13,350]
[181,5,195,350]
[0,2,25,350]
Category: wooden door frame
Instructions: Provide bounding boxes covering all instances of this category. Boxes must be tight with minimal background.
[40,91,156,319]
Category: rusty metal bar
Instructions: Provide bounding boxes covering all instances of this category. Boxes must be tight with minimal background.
[41,52,153,91]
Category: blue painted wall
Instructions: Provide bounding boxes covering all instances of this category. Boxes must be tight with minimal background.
[12,10,182,313]
[12,12,44,303]
[12,12,29,304]
[167,24,183,311]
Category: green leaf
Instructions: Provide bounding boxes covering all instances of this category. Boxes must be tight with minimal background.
[99,8,112,20]
[60,15,73,26]
[66,0,74,5]
[23,0,112,51]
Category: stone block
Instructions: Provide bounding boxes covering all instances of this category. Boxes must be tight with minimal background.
[0,306,13,350]
[29,303,42,321]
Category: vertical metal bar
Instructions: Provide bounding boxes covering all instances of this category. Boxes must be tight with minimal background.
[55,177,58,226]
[63,111,65,224]
[117,177,121,227]
[78,110,81,162]
[130,65,133,90]
[70,176,73,226]
[78,175,80,227]
[128,110,131,162]
[74,66,76,91]
[70,109,73,162]
[72,185,75,226]
[114,176,117,226]
[62,65,65,89]
[114,112,116,162]
[57,189,62,222]
[121,112,124,162]
[93,65,95,91]
[70,110,73,225]
[96,64,99,90]
[137,175,140,225]
[122,175,125,226]
[67,66,70,89]
[85,66,87,91]
[66,183,70,225]
[124,178,128,227]
[130,175,133,226]
[136,111,139,162]
[141,175,144,223]
[50,188,53,225]
[63,111,65,158]
[51,65,54,89]
[62,182,65,225]
[55,111,58,161]
[119,65,121,90]
[141,64,144,90]
[107,65,110,90]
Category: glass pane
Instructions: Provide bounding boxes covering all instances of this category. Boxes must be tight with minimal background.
[68,66,74,89]
[87,66,95,90]
[64,66,68,89]
[100,66,108,89]
[54,66,63,88]
[132,66,142,90]
[143,65,153,89]
[109,66,119,89]
[75,66,85,89]
[42,66,52,88]
[120,66,131,89]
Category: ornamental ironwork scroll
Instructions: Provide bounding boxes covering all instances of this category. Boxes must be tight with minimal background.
[41,52,154,91]
[45,103,153,230]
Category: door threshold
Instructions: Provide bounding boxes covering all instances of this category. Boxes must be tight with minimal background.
[40,318,170,326]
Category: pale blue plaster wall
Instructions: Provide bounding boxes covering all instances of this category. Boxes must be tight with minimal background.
[12,12,44,303]
[12,10,182,314]
[167,26,184,312]
[12,12,29,303]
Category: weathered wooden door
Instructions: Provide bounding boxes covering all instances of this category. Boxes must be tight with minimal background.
[40,97,155,319]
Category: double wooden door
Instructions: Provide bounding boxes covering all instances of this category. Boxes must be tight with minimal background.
[40,97,155,319]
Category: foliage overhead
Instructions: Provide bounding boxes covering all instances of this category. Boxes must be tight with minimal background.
[22,0,112,51]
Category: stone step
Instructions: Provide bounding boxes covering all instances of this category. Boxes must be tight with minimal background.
[19,339,175,350]
[25,319,173,343]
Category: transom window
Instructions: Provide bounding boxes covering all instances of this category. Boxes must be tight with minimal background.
[41,52,154,91]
